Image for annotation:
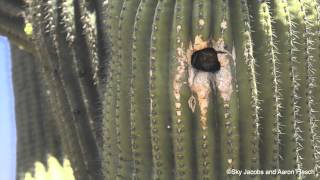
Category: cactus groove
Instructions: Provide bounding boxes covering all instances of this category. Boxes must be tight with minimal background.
[2,0,320,180]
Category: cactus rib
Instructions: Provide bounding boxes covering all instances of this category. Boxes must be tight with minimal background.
[191,0,218,179]
[62,0,101,149]
[270,1,299,179]
[169,0,195,180]
[77,0,100,88]
[248,2,282,179]
[130,0,157,179]
[149,0,175,179]
[296,1,319,179]
[102,0,124,179]
[230,0,261,176]
[114,0,140,179]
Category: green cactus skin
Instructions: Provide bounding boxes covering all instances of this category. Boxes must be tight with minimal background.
[149,0,175,179]
[102,1,320,179]
[12,46,40,179]
[213,1,241,180]
[61,0,101,149]
[77,0,100,88]
[54,9,102,180]
[299,2,320,179]
[130,0,157,179]
[191,0,217,180]
[102,0,124,179]
[270,2,298,179]
[230,1,261,179]
[28,1,91,179]
[114,0,141,179]
[12,45,63,178]
[275,1,319,179]
[308,0,320,176]
[288,1,319,179]
[4,0,320,180]
[248,2,282,179]
[169,1,195,180]
[25,0,102,179]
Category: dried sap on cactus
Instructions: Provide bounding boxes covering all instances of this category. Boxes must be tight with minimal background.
[188,37,235,129]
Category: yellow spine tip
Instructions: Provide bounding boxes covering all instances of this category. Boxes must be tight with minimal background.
[24,23,33,36]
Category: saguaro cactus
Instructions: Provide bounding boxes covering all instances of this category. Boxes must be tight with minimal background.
[101,0,320,180]
[1,0,320,180]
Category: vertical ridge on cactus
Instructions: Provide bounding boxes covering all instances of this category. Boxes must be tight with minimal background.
[62,0,101,150]
[102,0,124,179]
[248,2,282,178]
[114,0,141,179]
[77,0,100,88]
[130,0,157,179]
[169,1,195,179]
[12,45,41,179]
[300,1,320,178]
[149,0,175,179]
[291,1,320,179]
[230,1,261,177]
[270,1,298,179]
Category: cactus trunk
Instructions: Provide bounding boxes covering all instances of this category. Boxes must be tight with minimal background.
[2,0,320,179]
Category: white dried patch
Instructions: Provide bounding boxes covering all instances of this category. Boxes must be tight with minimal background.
[215,52,233,102]
[187,35,214,129]
[221,20,228,30]
[211,39,234,102]
[173,44,189,118]
[176,25,181,33]
[103,0,109,6]
[173,34,234,129]
[199,19,205,26]
[186,36,235,129]
[190,71,213,129]
[188,95,196,112]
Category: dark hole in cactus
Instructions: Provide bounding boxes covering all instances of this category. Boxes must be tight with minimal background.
[191,47,221,73]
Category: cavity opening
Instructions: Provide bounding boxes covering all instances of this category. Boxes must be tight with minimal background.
[191,47,221,73]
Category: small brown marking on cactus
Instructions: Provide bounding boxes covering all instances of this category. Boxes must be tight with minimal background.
[193,35,209,51]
